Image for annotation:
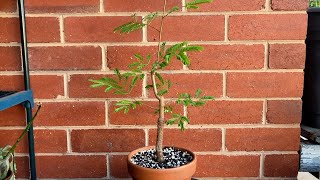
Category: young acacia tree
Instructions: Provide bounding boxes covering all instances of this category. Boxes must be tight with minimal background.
[90,0,213,163]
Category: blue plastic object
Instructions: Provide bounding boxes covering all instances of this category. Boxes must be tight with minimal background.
[0,90,34,111]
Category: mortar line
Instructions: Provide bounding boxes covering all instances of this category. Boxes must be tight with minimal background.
[260,153,265,177]
[224,15,229,42]
[16,150,297,156]
[0,123,300,131]
[262,99,267,125]
[101,45,107,71]
[221,128,226,151]
[13,10,307,17]
[142,73,148,98]
[265,0,272,11]
[59,15,65,43]
[66,129,72,153]
[142,15,148,42]
[100,0,105,13]
[264,42,270,70]
[64,73,69,98]
[105,101,109,127]
[0,68,303,75]
[0,40,305,47]
[106,155,110,179]
[223,71,227,98]
[30,97,301,103]
[182,0,187,12]
[144,129,149,146]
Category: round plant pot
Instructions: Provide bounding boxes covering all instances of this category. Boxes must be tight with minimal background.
[127,146,197,180]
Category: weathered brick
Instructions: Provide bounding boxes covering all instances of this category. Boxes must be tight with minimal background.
[29,46,102,70]
[148,16,225,42]
[0,46,21,71]
[105,0,181,12]
[0,130,67,153]
[188,101,263,124]
[189,44,265,70]
[196,155,260,177]
[109,155,129,178]
[271,0,308,11]
[15,156,29,178]
[264,154,299,177]
[269,44,305,69]
[0,75,64,99]
[68,74,142,98]
[64,16,142,43]
[0,17,60,43]
[71,129,145,152]
[0,0,16,12]
[229,14,307,40]
[25,0,100,13]
[107,46,182,70]
[187,0,265,11]
[226,128,300,151]
[227,72,304,98]
[147,73,223,98]
[149,129,222,151]
[267,100,302,124]
[36,155,107,178]
[34,102,105,126]
[0,105,25,126]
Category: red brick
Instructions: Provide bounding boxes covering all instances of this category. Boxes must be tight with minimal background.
[187,0,265,11]
[148,16,225,42]
[271,0,308,11]
[196,155,260,177]
[267,100,302,124]
[107,46,182,70]
[34,102,105,126]
[148,73,223,98]
[189,44,265,70]
[64,16,142,43]
[109,101,182,125]
[25,0,100,13]
[188,101,263,124]
[227,72,304,98]
[0,0,16,12]
[0,105,25,126]
[269,44,305,69]
[149,129,222,151]
[105,0,181,12]
[71,129,145,152]
[264,154,299,177]
[36,155,107,178]
[0,17,60,43]
[109,155,129,178]
[29,46,102,70]
[229,14,307,40]
[69,74,143,98]
[0,75,64,99]
[15,156,29,178]
[0,130,67,153]
[0,46,21,71]
[226,128,300,151]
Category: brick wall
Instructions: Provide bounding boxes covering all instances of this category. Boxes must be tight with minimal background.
[0,0,307,179]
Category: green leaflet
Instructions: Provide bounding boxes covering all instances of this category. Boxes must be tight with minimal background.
[186,0,213,9]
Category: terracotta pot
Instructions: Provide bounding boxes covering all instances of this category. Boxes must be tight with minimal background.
[127,146,197,180]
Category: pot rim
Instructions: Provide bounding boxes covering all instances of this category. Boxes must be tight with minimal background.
[127,145,197,172]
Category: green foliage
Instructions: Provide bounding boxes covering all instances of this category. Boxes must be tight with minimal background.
[90,0,214,132]
[167,114,190,131]
[186,0,213,9]
[176,89,214,107]
[115,100,142,113]
[310,0,320,7]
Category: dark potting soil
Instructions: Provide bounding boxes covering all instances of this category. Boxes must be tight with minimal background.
[130,147,193,169]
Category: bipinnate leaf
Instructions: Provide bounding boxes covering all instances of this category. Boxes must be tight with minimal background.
[186,0,213,9]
